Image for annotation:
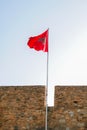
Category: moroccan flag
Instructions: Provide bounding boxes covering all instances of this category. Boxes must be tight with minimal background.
[27,29,48,52]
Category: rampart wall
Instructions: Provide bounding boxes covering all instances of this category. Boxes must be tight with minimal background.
[0,86,87,130]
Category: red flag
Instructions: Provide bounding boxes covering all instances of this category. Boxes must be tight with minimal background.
[27,29,48,52]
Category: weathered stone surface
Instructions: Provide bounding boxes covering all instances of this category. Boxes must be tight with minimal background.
[0,86,87,130]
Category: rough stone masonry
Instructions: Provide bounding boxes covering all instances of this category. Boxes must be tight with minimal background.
[0,86,87,130]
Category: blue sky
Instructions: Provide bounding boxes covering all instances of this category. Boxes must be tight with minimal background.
[0,0,87,105]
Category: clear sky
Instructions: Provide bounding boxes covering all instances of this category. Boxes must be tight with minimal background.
[0,0,87,106]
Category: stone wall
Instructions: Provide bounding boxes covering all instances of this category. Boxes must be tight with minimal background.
[0,86,87,130]
[48,86,87,130]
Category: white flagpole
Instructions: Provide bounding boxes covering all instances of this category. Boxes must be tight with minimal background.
[45,51,49,130]
[45,29,49,130]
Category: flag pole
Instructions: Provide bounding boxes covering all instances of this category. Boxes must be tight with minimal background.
[45,28,49,130]
[27,29,49,130]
